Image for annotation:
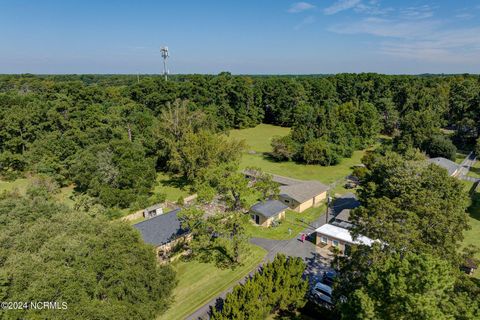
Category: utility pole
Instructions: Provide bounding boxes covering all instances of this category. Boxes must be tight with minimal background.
[160,46,169,81]
[326,193,332,224]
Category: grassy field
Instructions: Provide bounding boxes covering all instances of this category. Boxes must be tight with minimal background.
[245,205,326,240]
[455,151,469,164]
[152,172,191,202]
[228,124,291,153]
[158,244,267,320]
[229,124,368,185]
[0,177,76,208]
[467,160,480,179]
[0,178,30,194]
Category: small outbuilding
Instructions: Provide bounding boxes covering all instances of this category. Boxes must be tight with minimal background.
[250,199,288,227]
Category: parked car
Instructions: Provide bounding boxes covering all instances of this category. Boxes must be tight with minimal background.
[322,270,337,287]
[311,282,333,305]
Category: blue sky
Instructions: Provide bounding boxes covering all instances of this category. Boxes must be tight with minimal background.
[1,0,480,74]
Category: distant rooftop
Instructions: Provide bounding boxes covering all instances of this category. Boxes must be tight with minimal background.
[280,180,329,203]
[251,199,288,218]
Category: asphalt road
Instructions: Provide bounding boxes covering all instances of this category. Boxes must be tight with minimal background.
[186,214,331,320]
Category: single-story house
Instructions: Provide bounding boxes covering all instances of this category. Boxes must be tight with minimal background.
[133,209,189,256]
[315,223,373,255]
[250,199,288,227]
[427,157,460,177]
[279,181,328,212]
[243,169,329,213]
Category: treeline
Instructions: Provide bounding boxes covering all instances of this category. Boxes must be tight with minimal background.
[1,73,479,208]
[211,254,308,319]
[335,150,480,319]
[0,179,176,319]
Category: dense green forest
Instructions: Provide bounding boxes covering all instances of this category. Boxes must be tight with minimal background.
[1,73,479,209]
[1,73,480,319]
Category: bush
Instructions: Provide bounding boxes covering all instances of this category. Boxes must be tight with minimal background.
[302,139,340,166]
[423,135,457,160]
[271,135,298,161]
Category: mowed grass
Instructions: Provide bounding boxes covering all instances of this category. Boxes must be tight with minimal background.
[158,244,267,320]
[455,151,469,164]
[0,177,75,208]
[152,172,191,202]
[462,181,480,278]
[229,124,291,153]
[245,205,326,240]
[467,160,480,179]
[229,124,368,185]
[0,178,30,194]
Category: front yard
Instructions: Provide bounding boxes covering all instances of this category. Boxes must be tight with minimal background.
[245,205,326,240]
[228,124,372,185]
[158,244,267,320]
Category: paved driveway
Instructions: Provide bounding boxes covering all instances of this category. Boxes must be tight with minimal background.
[187,214,332,320]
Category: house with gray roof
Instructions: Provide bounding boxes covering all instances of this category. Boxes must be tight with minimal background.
[243,169,329,213]
[427,157,460,177]
[133,209,189,256]
[279,180,329,212]
[250,199,288,227]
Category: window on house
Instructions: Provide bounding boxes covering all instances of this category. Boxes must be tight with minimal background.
[321,236,328,244]
[284,199,290,204]
[332,240,339,247]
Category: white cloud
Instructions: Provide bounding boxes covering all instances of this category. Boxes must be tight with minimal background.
[328,17,439,38]
[328,16,480,63]
[400,5,434,20]
[288,2,315,13]
[354,0,393,16]
[324,0,361,15]
[294,15,316,30]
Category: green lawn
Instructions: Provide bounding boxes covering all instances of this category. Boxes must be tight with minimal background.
[0,178,30,194]
[467,160,480,179]
[239,151,366,185]
[0,177,75,208]
[153,172,191,202]
[455,151,469,164]
[245,205,326,240]
[158,244,267,320]
[229,124,291,153]
[229,124,368,185]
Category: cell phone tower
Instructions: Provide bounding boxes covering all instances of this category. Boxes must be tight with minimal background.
[160,46,169,81]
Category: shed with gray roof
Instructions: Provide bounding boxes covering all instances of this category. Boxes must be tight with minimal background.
[250,200,288,227]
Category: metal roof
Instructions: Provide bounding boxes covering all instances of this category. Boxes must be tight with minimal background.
[315,224,373,246]
[250,200,288,218]
[133,209,187,247]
